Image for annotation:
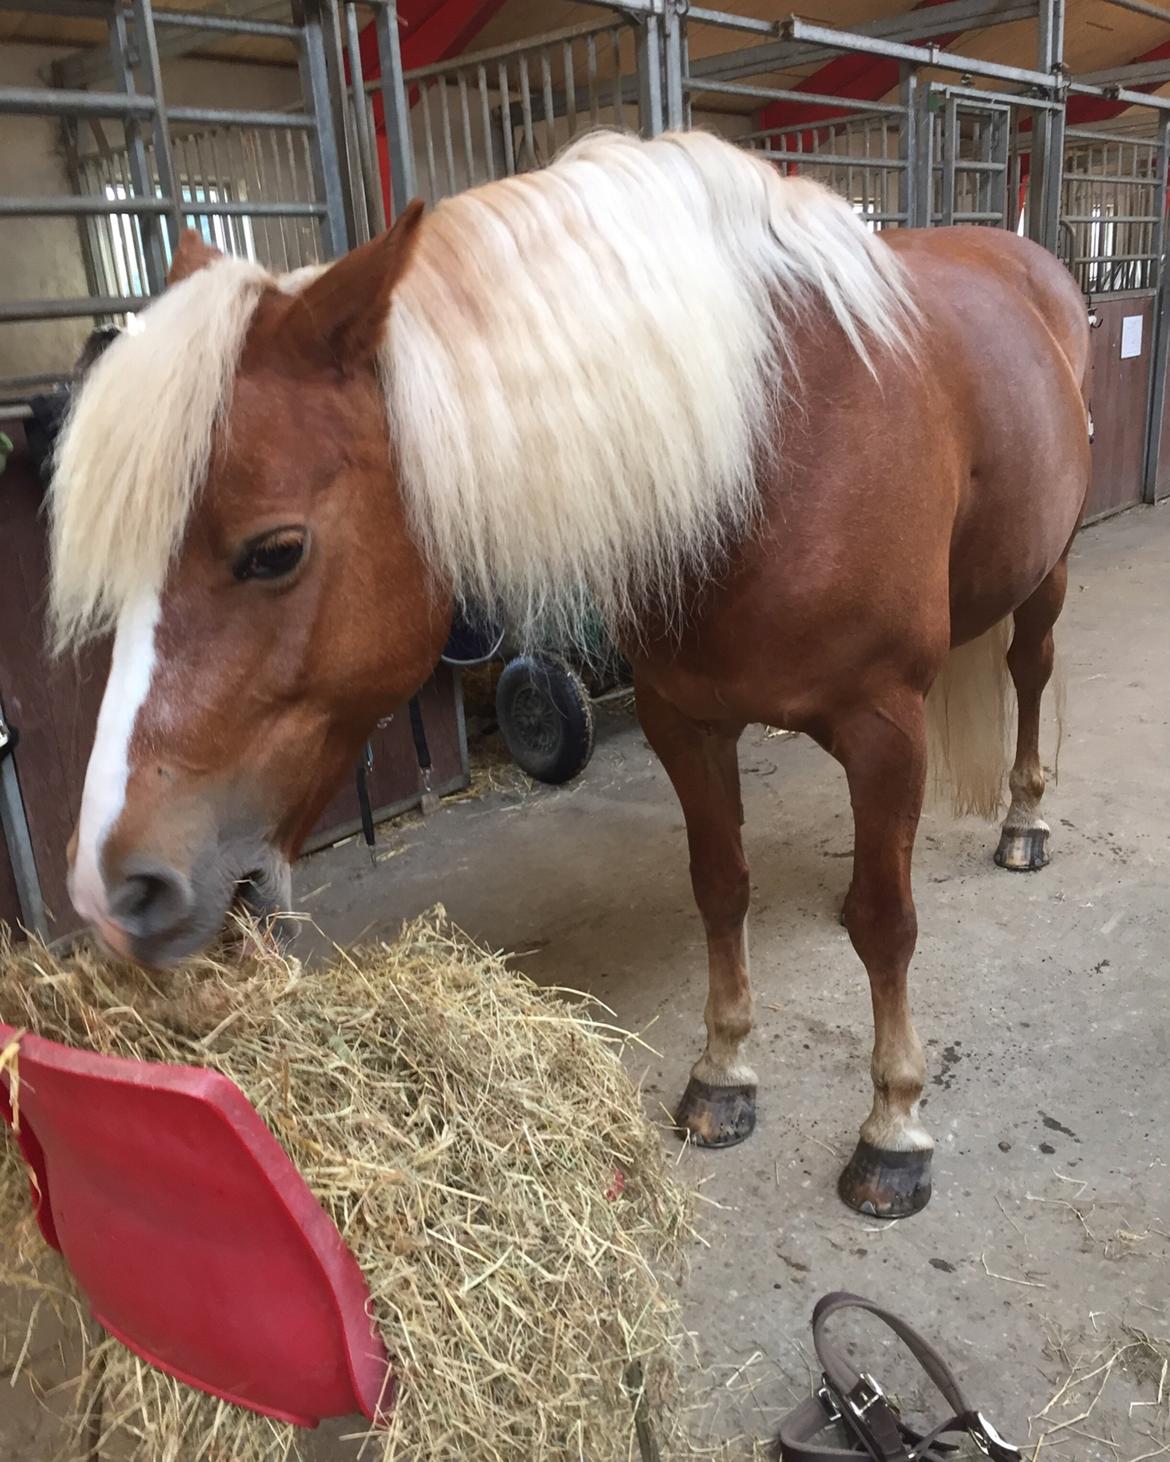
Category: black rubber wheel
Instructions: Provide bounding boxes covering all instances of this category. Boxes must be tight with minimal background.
[495,653,595,784]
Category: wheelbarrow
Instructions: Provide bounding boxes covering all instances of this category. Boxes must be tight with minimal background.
[441,609,631,786]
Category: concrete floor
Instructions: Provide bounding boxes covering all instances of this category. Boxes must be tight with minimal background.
[4,506,1168,1458]
[295,505,1170,1458]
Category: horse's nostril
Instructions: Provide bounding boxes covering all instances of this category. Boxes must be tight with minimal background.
[108,860,195,940]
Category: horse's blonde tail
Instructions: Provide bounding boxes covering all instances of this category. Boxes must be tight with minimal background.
[925,621,1013,820]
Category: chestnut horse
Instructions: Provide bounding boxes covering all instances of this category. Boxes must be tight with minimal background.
[51,131,1090,1217]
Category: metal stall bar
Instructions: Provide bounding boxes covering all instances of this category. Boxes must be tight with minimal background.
[320,0,362,244]
[127,0,184,251]
[939,93,1012,227]
[780,17,1058,91]
[153,9,301,40]
[0,197,171,215]
[691,77,904,116]
[396,18,652,180]
[0,296,147,322]
[636,14,664,138]
[1028,0,1065,253]
[0,87,156,117]
[688,0,1040,86]
[0,698,46,939]
[373,0,416,219]
[900,65,921,227]
[683,6,777,33]
[663,1,685,131]
[114,0,175,288]
[295,0,351,254]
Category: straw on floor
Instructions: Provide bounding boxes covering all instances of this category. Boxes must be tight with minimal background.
[0,911,694,1462]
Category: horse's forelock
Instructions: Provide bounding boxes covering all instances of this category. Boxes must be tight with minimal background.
[48,256,272,652]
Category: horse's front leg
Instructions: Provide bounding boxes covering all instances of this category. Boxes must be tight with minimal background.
[832,688,933,1218]
[635,679,755,1148]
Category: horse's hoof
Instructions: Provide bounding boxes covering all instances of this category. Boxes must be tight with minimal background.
[838,1140,932,1218]
[994,826,1050,872]
[675,1076,757,1148]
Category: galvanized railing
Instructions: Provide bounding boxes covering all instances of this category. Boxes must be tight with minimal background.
[371,11,659,211]
[1062,125,1170,294]
[740,110,908,229]
[75,120,323,312]
[0,0,357,400]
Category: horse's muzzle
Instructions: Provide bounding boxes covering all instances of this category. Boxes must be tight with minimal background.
[77,837,293,969]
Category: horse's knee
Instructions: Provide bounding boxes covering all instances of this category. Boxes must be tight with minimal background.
[843,888,916,969]
[690,852,750,934]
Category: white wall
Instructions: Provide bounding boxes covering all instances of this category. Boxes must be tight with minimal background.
[0,45,93,379]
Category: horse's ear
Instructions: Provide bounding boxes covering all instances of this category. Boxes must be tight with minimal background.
[284,199,426,373]
[168,228,224,285]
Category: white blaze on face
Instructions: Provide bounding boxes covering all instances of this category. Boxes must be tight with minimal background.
[70,591,162,924]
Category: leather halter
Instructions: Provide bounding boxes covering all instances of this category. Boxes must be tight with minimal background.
[778,1294,1020,1462]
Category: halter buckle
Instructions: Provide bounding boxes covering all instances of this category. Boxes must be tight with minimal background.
[820,1370,895,1458]
[846,1373,889,1423]
[970,1412,1021,1461]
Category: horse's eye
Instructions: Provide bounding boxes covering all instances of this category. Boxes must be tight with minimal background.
[233,529,307,583]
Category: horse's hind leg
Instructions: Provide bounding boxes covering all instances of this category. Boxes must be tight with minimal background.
[995,556,1069,873]
[832,687,933,1218]
[636,679,756,1148]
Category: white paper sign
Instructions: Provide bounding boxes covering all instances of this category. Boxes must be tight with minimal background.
[1121,314,1143,359]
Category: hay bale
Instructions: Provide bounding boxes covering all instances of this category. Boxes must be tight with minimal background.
[0,912,695,1461]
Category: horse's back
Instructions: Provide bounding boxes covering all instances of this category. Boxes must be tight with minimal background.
[884,225,1089,386]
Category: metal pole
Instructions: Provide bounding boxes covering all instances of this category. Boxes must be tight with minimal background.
[636,15,664,138]
[321,0,361,245]
[107,4,168,291]
[374,0,415,218]
[295,0,350,255]
[663,0,684,131]
[345,2,386,234]
[914,80,935,228]
[941,92,958,226]
[898,64,919,226]
[0,703,47,940]
[127,0,183,263]
[1142,115,1170,502]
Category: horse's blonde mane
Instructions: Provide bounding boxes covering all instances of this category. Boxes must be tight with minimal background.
[50,129,915,652]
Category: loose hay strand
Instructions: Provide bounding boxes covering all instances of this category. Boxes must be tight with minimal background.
[0,912,699,1462]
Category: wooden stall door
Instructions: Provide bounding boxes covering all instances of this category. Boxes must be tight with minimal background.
[1085,294,1156,521]
[0,418,108,934]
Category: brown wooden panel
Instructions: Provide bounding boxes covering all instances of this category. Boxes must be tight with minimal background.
[307,666,467,851]
[1085,295,1155,521]
[0,419,108,937]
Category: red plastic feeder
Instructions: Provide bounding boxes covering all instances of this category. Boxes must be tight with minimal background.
[0,1021,392,1429]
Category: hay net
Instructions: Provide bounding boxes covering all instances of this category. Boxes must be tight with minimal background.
[0,912,695,1462]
